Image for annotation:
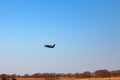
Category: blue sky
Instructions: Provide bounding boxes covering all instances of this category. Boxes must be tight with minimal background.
[0,0,120,75]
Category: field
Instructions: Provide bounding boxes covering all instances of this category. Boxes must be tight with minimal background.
[1,77,119,80]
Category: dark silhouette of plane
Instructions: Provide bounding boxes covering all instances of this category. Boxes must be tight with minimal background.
[44,44,55,48]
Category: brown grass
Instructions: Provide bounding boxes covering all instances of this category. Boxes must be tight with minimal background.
[58,77,120,80]
[1,77,120,80]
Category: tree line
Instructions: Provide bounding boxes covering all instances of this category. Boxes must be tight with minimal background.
[0,69,120,79]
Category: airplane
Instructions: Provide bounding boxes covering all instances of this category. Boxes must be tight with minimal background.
[44,44,55,48]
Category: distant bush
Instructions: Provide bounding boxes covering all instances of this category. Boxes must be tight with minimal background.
[0,69,120,78]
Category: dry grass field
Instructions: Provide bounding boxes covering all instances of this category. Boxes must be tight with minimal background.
[1,77,120,80]
[58,77,120,80]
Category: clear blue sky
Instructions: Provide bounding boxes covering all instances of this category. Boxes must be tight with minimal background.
[0,0,120,75]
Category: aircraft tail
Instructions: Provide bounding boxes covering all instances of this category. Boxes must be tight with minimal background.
[53,44,55,47]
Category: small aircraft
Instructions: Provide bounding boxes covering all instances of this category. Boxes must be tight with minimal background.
[44,44,56,48]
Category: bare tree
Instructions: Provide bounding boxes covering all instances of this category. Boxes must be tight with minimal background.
[24,74,30,78]
[31,73,42,78]
[110,70,120,77]
[94,69,110,77]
